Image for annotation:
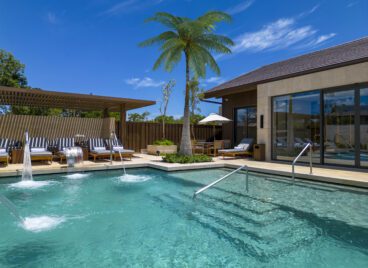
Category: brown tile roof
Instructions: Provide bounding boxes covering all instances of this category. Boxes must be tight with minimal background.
[205,37,368,98]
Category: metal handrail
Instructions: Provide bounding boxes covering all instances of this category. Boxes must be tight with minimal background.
[193,165,249,199]
[292,143,313,182]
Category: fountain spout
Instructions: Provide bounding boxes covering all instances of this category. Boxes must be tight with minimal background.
[22,131,33,181]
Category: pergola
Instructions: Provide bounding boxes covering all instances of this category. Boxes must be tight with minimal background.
[0,86,155,141]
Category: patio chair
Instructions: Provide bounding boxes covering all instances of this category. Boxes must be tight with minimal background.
[207,140,224,157]
[56,138,75,163]
[88,138,112,162]
[104,138,134,160]
[218,138,254,159]
[29,137,53,164]
[0,138,10,166]
[191,140,205,154]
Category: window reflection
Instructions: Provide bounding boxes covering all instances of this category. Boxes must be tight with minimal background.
[360,88,368,167]
[272,91,320,163]
[235,107,257,145]
[324,90,355,166]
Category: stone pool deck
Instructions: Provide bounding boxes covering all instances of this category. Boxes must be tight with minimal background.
[0,154,367,188]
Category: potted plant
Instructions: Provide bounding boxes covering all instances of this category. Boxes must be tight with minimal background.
[147,139,177,155]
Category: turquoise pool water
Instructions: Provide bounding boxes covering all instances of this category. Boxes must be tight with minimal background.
[0,168,367,267]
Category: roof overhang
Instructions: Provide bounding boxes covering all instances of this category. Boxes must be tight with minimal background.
[0,86,155,112]
[204,84,257,99]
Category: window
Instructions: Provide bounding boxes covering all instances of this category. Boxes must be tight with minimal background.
[323,89,355,166]
[234,107,256,145]
[272,91,321,163]
[360,88,368,167]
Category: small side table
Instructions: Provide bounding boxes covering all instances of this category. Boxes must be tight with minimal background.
[11,149,24,164]
[82,147,89,161]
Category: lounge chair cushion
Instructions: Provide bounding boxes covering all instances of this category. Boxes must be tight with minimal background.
[0,152,9,157]
[57,138,75,151]
[0,148,6,153]
[91,149,110,154]
[31,148,47,153]
[115,148,134,154]
[0,139,10,152]
[30,151,52,156]
[219,148,248,153]
[93,147,106,151]
[30,137,48,149]
[113,146,124,151]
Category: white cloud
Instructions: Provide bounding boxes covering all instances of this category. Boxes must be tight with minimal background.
[226,0,254,15]
[125,77,165,88]
[313,33,337,44]
[202,77,226,85]
[232,16,336,54]
[298,4,320,18]
[101,0,163,16]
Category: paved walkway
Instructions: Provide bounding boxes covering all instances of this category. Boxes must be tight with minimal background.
[0,154,367,188]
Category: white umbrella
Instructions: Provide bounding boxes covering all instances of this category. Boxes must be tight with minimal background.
[199,113,231,141]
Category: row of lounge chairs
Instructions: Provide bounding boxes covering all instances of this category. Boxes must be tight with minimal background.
[0,137,134,166]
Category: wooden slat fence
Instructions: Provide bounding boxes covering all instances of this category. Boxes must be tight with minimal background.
[0,114,115,141]
[117,122,222,152]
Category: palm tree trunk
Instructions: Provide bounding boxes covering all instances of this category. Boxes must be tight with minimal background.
[179,52,192,155]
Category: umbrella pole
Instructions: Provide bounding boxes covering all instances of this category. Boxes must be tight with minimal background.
[213,125,216,142]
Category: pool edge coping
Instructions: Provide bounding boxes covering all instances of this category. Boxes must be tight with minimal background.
[0,161,367,189]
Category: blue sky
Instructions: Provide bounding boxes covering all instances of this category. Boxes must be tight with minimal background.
[1,0,367,119]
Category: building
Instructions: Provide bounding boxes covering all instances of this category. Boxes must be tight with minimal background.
[204,37,368,168]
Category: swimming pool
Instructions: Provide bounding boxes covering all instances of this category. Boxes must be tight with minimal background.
[0,168,367,267]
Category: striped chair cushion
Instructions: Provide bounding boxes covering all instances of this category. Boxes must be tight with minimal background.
[29,137,48,149]
[0,138,10,151]
[48,139,58,147]
[57,138,75,151]
[88,138,106,151]
[104,138,122,148]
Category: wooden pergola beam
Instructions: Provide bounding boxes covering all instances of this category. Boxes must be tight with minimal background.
[0,86,155,112]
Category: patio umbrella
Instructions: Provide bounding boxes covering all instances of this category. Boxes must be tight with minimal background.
[199,113,231,141]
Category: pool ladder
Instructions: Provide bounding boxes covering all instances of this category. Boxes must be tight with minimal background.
[292,143,313,182]
[193,165,249,199]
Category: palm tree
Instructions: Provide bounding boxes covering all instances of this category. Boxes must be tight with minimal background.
[140,11,233,155]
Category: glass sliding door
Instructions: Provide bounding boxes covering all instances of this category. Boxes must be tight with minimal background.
[272,91,320,162]
[323,89,355,166]
[360,88,368,167]
[234,107,256,145]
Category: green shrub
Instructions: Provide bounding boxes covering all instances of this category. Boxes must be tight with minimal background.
[153,139,174,146]
[162,153,212,164]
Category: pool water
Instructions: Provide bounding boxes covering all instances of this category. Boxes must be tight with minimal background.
[0,168,367,267]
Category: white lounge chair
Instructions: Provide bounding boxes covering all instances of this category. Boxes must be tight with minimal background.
[29,137,53,164]
[218,138,254,159]
[105,138,134,160]
[0,138,10,166]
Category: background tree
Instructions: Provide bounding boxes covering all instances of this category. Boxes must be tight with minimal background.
[159,79,175,139]
[188,79,204,140]
[128,111,150,122]
[140,11,233,155]
[0,49,27,114]
[0,49,63,116]
[154,115,176,124]
[0,49,27,88]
